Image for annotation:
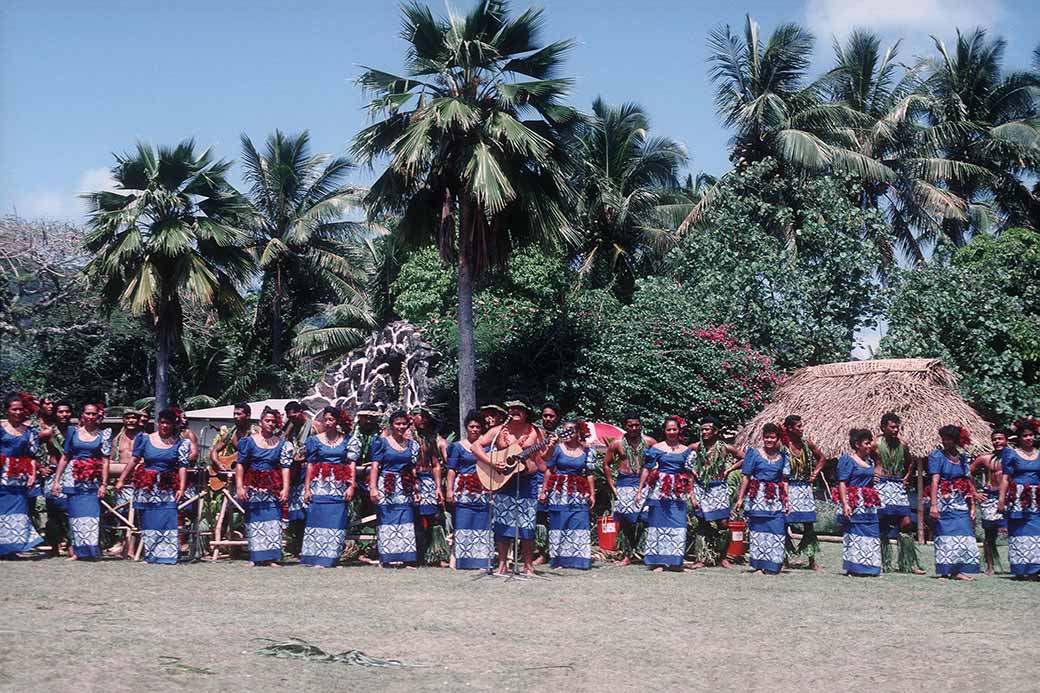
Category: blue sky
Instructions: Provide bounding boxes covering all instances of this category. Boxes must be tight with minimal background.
[2,0,1037,221]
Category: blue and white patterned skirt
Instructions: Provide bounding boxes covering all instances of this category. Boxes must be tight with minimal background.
[376,471,417,563]
[0,486,42,555]
[934,499,980,576]
[877,477,910,517]
[1007,512,1040,576]
[980,488,1006,529]
[644,498,686,567]
[452,478,492,570]
[134,485,180,565]
[416,471,439,516]
[841,515,881,576]
[67,485,101,559]
[785,481,816,524]
[694,480,731,522]
[547,481,591,570]
[243,488,283,564]
[300,496,348,567]
[287,479,307,523]
[492,476,536,541]
[747,512,785,573]
[612,473,642,525]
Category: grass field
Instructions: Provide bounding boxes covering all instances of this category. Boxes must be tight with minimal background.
[0,543,1034,692]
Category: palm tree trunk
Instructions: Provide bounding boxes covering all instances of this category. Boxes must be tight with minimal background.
[272,264,283,368]
[456,204,477,432]
[154,317,172,412]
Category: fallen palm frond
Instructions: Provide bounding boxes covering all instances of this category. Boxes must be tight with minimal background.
[255,638,420,667]
[736,358,992,458]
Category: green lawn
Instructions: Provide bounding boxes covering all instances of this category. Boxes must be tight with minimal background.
[0,543,1033,692]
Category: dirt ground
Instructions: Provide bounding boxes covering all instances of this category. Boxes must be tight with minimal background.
[0,543,1034,692]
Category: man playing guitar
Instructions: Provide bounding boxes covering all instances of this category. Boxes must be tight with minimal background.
[473,400,548,575]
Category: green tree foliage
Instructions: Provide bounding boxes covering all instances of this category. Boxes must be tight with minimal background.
[881,227,1040,422]
[353,0,580,426]
[82,140,254,410]
[665,159,884,368]
[240,130,373,370]
[571,278,779,427]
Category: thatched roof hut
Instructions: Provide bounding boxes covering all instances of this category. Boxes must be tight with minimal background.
[736,358,992,459]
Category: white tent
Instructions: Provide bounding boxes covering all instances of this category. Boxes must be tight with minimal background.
[183,398,295,456]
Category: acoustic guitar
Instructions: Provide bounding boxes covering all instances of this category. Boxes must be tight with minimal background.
[476,423,583,492]
[209,441,239,491]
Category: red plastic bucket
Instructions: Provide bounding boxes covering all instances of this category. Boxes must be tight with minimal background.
[726,519,747,557]
[598,516,618,551]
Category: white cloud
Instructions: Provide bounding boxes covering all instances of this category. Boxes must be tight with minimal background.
[77,167,117,195]
[806,0,1004,42]
[7,167,117,222]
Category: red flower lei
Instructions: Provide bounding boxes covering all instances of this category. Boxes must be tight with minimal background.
[131,466,178,490]
[1007,482,1040,509]
[831,485,880,508]
[1,456,34,478]
[549,473,591,498]
[939,478,974,498]
[650,471,692,500]
[750,479,788,504]
[244,468,283,493]
[312,463,352,482]
[71,458,106,483]
[455,472,485,495]
[382,470,415,495]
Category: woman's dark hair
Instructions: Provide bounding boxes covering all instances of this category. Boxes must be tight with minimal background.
[156,408,178,424]
[783,414,802,429]
[938,424,962,442]
[849,428,873,448]
[880,411,901,427]
[762,422,782,438]
[389,409,410,424]
[285,401,304,414]
[80,402,100,414]
[542,402,562,416]
[55,400,73,411]
[463,410,483,430]
[1015,420,1038,436]
[662,416,683,429]
[4,393,25,410]
[700,415,721,429]
[321,406,341,420]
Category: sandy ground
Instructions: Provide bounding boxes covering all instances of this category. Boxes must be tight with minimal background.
[0,544,1035,692]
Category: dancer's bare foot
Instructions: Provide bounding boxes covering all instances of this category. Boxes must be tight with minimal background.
[984,568,994,576]
[438,560,450,568]
[615,556,631,566]
[690,561,705,570]
[911,567,926,575]
[532,555,547,565]
[67,555,78,561]
[953,573,973,581]
[652,566,664,572]
[720,559,734,569]
[269,562,281,568]
[810,562,824,572]
[750,569,764,575]
[522,568,536,576]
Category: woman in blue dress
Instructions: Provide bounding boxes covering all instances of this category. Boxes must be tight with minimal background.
[637,417,698,572]
[539,421,595,570]
[234,407,293,567]
[369,410,419,567]
[834,428,881,576]
[445,411,493,570]
[0,393,43,557]
[997,419,1040,579]
[300,407,356,568]
[113,409,190,565]
[51,403,111,560]
[927,425,980,580]
[734,423,790,575]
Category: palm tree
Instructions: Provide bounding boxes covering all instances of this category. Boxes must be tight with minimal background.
[572,97,687,302]
[353,0,578,426]
[240,130,372,369]
[681,15,892,232]
[824,30,987,266]
[924,29,1040,245]
[82,140,253,410]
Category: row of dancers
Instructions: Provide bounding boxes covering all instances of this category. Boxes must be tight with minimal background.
[1,392,1038,579]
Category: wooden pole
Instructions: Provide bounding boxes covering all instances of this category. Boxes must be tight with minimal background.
[916,457,925,544]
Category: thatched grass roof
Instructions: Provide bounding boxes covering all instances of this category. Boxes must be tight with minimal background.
[735,358,992,459]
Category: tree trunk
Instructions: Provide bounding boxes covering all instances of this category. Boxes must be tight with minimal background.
[154,318,172,413]
[456,204,477,432]
[271,264,283,368]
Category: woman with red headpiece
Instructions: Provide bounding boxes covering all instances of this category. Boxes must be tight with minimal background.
[928,425,980,580]
[0,393,43,556]
[299,407,356,568]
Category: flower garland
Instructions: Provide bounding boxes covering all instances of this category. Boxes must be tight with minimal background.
[939,478,974,498]
[71,458,106,484]
[382,470,415,496]
[18,392,39,416]
[1,455,34,478]
[648,470,693,500]
[549,473,591,498]
[454,472,485,495]
[958,427,971,448]
[312,463,352,482]
[244,468,283,493]
[1006,482,1040,509]
[830,485,881,508]
[131,466,178,491]
[749,479,789,504]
